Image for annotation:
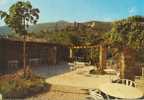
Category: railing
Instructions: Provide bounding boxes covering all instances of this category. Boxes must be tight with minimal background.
[29,58,40,66]
[8,60,19,70]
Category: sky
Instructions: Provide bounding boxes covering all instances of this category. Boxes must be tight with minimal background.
[0,0,144,26]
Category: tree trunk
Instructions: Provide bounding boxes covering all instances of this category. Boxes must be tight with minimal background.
[119,52,125,79]
[119,47,136,80]
[23,34,26,76]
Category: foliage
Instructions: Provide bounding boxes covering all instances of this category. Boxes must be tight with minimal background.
[135,48,144,63]
[70,34,91,45]
[104,16,144,63]
[90,48,99,63]
[105,16,144,49]
[89,69,106,75]
[0,21,111,45]
[0,0,40,77]
[104,16,144,79]
[47,32,72,45]
[0,1,40,35]
[0,71,49,98]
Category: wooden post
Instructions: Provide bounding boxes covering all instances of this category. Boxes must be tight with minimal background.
[23,34,26,75]
[99,45,102,69]
[90,47,93,60]
[54,46,57,65]
[99,44,107,70]
[69,48,73,59]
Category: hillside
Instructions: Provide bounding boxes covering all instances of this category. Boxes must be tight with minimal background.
[0,21,112,35]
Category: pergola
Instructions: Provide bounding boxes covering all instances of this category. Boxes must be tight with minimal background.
[68,44,107,69]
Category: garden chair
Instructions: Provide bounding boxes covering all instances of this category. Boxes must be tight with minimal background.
[68,62,76,71]
[86,89,110,100]
[115,79,136,87]
[0,93,2,100]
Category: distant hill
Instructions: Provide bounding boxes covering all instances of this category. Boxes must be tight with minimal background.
[29,20,73,33]
[0,26,12,35]
[0,20,112,36]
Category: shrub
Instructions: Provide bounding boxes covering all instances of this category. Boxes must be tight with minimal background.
[0,71,51,99]
[89,69,97,74]
[89,69,106,75]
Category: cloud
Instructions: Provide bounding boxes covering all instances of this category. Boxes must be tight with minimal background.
[128,7,138,15]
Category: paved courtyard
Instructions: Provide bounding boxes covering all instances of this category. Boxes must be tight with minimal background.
[45,66,118,89]
[29,63,144,100]
[29,63,118,100]
[32,63,119,89]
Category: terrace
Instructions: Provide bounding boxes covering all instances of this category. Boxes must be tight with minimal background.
[29,62,144,100]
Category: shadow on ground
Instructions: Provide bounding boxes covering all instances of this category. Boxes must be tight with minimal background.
[31,62,71,78]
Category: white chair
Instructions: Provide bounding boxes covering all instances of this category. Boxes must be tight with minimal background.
[68,63,75,71]
[115,79,136,87]
[86,93,104,100]
[0,94,2,100]
[86,89,109,100]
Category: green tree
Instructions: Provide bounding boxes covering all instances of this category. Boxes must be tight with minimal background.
[0,1,40,76]
[48,32,72,45]
[91,34,106,71]
[105,16,144,79]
